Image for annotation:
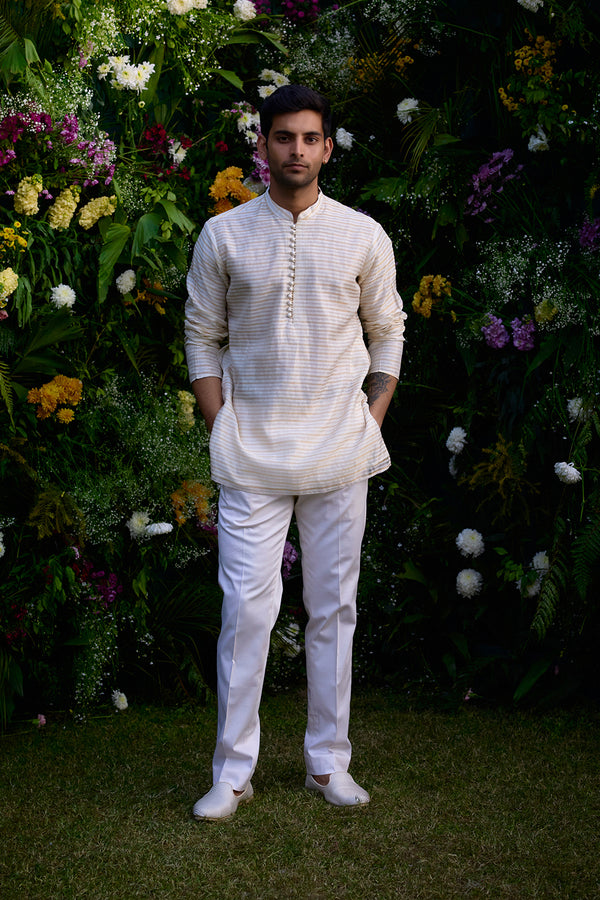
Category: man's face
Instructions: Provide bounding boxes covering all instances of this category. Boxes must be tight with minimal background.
[257,109,333,192]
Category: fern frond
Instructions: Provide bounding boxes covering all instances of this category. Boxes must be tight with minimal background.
[572,505,600,600]
[531,519,569,639]
[0,355,13,422]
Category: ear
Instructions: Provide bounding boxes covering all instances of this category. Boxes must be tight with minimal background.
[257,132,268,162]
[323,136,334,164]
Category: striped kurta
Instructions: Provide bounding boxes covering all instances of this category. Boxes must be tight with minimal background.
[184,189,406,494]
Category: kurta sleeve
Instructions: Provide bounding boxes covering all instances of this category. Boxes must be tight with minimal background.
[358,224,407,378]
[184,222,230,383]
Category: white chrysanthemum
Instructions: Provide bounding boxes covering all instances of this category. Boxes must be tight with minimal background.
[111,690,128,711]
[127,511,150,539]
[258,84,276,99]
[116,269,136,294]
[446,426,467,454]
[566,397,591,424]
[335,127,354,150]
[50,284,76,309]
[518,0,543,11]
[97,62,111,80]
[456,528,485,558]
[528,125,549,152]
[0,530,5,558]
[554,461,582,484]
[259,68,278,81]
[272,72,290,87]
[456,569,483,599]
[167,0,195,12]
[145,522,174,536]
[531,551,550,574]
[518,576,541,597]
[233,0,256,21]
[397,98,419,124]
[169,142,187,165]
[115,62,154,93]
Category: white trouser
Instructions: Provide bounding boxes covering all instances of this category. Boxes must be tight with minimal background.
[212,480,369,790]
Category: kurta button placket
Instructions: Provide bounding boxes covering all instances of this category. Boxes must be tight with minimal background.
[287,223,297,321]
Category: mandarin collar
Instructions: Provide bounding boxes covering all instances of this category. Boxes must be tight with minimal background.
[265,188,324,222]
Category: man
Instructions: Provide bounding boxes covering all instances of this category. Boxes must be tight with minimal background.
[185,84,406,820]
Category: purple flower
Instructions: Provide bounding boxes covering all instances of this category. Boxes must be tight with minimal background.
[59,114,79,144]
[282,540,298,579]
[482,314,510,349]
[579,217,600,250]
[510,317,535,351]
[465,149,524,219]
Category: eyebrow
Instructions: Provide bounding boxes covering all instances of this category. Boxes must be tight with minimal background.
[272,129,323,138]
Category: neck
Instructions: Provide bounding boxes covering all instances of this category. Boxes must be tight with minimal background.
[268,183,319,221]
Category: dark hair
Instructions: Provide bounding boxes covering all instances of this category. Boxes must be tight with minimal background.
[259,84,332,140]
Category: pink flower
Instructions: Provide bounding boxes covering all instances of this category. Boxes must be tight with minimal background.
[37,714,46,727]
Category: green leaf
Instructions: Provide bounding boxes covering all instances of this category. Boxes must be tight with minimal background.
[23,37,40,64]
[513,658,551,702]
[132,212,162,259]
[155,199,195,233]
[207,68,244,91]
[98,223,131,302]
[0,40,27,75]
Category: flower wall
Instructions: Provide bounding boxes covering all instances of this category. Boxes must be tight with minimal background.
[1,0,599,724]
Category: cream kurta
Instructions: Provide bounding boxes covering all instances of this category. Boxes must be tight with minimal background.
[184,189,406,494]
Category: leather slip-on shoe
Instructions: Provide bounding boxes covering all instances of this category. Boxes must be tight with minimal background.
[192,782,254,821]
[305,773,370,807]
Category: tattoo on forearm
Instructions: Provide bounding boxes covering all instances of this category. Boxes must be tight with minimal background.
[366,372,392,406]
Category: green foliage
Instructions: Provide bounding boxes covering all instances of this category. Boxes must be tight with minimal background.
[1,0,600,724]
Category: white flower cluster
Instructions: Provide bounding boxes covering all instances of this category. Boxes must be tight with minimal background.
[50,283,76,310]
[97,56,156,94]
[456,568,483,598]
[233,0,256,21]
[456,528,485,558]
[115,269,136,295]
[127,511,174,540]
[258,68,290,99]
[446,426,467,454]
[528,125,549,152]
[517,0,543,11]
[169,141,188,166]
[111,689,128,711]
[335,127,354,150]
[554,461,582,484]
[167,0,208,13]
[517,550,550,597]
[567,397,592,424]
[397,98,419,125]
[0,530,5,559]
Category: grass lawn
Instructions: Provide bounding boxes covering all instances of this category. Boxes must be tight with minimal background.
[1,689,599,899]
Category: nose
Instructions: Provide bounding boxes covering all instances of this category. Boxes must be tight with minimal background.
[289,139,304,157]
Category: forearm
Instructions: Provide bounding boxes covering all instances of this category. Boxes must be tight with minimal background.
[366,371,398,428]
[191,376,223,433]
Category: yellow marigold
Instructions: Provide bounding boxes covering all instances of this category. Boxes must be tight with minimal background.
[78,195,118,230]
[171,480,212,526]
[534,299,558,323]
[0,267,19,306]
[14,174,43,216]
[126,279,166,314]
[177,390,196,431]
[56,407,75,424]
[209,167,256,215]
[412,274,451,318]
[27,375,83,421]
[48,186,80,231]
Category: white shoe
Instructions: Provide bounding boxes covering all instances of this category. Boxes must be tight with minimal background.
[192,782,254,821]
[305,773,370,807]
